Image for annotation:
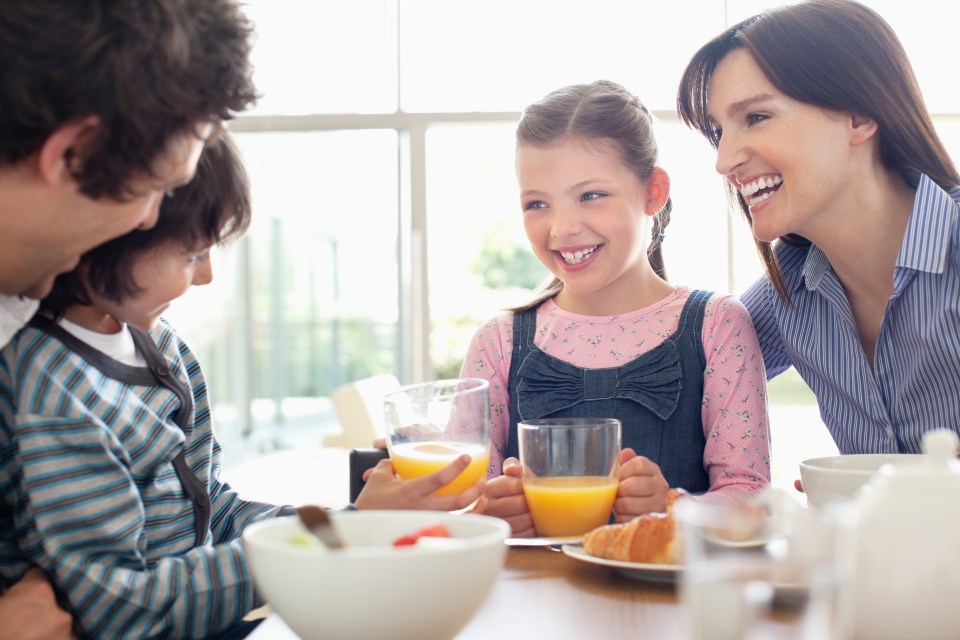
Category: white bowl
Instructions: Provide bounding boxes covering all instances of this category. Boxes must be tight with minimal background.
[799,454,920,508]
[242,510,510,640]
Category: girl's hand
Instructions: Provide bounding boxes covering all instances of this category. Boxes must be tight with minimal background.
[612,448,670,523]
[472,458,536,537]
[354,455,483,512]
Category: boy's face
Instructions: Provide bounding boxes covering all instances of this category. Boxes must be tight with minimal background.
[0,124,209,299]
[90,242,215,332]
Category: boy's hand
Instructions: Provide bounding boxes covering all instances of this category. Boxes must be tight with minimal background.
[354,455,483,512]
[612,448,669,523]
[472,458,535,537]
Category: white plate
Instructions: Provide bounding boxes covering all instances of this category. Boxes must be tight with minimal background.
[561,544,681,584]
[506,536,583,547]
[706,535,771,549]
[561,544,809,601]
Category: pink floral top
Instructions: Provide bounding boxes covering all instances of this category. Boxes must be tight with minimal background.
[460,287,771,503]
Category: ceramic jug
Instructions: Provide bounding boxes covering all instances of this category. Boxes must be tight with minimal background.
[850,429,960,640]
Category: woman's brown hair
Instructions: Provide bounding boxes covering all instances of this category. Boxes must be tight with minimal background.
[677,0,960,302]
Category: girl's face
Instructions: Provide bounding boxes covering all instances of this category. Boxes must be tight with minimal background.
[706,48,873,243]
[89,241,214,332]
[517,136,667,313]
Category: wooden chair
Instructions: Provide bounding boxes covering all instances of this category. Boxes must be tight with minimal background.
[323,374,401,449]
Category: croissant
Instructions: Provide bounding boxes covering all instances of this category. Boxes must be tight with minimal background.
[582,488,685,564]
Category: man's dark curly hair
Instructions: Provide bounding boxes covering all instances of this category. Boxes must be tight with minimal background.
[0,0,258,200]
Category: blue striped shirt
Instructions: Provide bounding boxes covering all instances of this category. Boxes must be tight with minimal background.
[741,171,960,454]
[0,319,288,638]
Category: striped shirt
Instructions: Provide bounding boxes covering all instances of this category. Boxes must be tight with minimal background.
[0,318,288,639]
[741,171,960,454]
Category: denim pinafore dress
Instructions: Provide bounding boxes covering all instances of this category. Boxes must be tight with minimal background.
[505,289,711,493]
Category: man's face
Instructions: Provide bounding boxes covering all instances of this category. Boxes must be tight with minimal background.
[0,124,209,298]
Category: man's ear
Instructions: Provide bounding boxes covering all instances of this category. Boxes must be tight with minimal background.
[849,112,879,147]
[645,167,671,216]
[36,115,101,187]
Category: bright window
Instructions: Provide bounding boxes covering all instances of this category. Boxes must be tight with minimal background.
[163,1,958,482]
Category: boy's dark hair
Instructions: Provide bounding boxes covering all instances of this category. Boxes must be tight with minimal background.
[40,132,252,318]
[0,0,257,200]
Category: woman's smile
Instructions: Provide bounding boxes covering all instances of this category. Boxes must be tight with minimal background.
[739,174,783,207]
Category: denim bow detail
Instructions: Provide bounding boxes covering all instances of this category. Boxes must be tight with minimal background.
[516,341,682,421]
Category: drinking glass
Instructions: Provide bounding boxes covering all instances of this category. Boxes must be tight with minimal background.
[518,418,621,537]
[676,492,852,640]
[383,378,491,496]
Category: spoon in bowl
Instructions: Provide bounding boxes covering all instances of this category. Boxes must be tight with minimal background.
[297,505,345,550]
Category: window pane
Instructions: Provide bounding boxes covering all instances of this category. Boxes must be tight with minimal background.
[241,128,401,382]
[171,130,402,444]
[400,0,725,113]
[425,123,540,376]
[242,0,397,115]
[859,1,960,114]
[934,120,960,170]
[656,120,738,292]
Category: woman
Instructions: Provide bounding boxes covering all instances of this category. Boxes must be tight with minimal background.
[677,0,960,455]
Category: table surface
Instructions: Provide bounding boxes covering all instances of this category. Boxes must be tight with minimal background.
[234,447,816,639]
[247,545,815,640]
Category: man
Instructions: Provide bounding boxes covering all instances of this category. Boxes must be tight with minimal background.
[0,1,257,637]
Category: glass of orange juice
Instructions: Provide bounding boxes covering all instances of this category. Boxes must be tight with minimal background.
[383,378,491,496]
[519,418,621,538]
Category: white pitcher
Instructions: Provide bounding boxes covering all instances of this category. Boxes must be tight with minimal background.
[850,429,960,640]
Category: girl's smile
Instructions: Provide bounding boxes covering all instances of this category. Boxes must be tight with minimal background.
[555,244,603,269]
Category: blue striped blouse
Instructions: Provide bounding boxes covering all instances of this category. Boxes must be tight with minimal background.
[741,171,960,454]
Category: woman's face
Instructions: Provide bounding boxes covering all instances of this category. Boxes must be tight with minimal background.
[517,136,666,313]
[706,48,869,243]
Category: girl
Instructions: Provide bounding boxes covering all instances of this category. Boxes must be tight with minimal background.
[677,0,960,458]
[463,80,770,537]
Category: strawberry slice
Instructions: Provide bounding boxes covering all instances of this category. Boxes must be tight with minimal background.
[392,523,450,547]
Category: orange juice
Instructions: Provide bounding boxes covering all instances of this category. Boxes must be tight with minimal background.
[390,441,490,496]
[523,476,618,537]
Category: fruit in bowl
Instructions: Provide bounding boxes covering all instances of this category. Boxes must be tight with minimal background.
[242,510,510,640]
[799,453,919,508]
